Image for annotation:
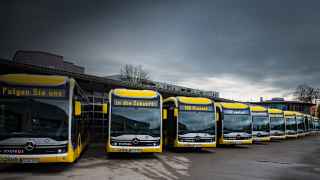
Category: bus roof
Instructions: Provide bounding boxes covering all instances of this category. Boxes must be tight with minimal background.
[111,89,159,98]
[177,96,212,105]
[293,111,303,116]
[284,111,296,116]
[0,74,68,87]
[250,105,267,112]
[267,108,283,114]
[218,102,249,109]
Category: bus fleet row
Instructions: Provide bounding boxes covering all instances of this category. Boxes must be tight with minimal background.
[0,74,319,163]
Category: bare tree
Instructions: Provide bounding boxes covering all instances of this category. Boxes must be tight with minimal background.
[293,84,320,103]
[120,64,150,84]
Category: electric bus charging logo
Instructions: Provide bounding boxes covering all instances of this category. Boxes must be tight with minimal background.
[24,142,35,151]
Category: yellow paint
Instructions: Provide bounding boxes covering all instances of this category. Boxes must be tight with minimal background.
[268,108,283,114]
[218,102,249,109]
[221,139,252,145]
[177,96,212,105]
[174,139,216,148]
[173,108,178,117]
[284,111,296,116]
[250,105,267,112]
[253,137,271,142]
[113,89,158,98]
[163,109,168,119]
[106,142,162,153]
[0,74,67,86]
[102,103,108,114]
[75,101,81,116]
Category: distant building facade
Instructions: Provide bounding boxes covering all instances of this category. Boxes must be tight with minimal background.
[251,98,315,115]
[13,50,85,73]
[106,74,220,98]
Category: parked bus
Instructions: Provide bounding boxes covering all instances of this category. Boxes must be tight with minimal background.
[250,106,270,142]
[268,108,286,140]
[304,114,311,135]
[284,111,298,138]
[314,117,320,135]
[0,74,89,163]
[295,112,306,137]
[162,97,216,149]
[106,89,162,153]
[216,102,252,145]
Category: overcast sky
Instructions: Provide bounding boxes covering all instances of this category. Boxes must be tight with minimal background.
[1,0,320,101]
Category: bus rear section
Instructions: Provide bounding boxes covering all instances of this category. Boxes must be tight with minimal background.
[106,89,162,153]
[294,112,306,137]
[216,103,252,145]
[162,97,216,149]
[284,111,298,138]
[0,74,89,163]
[268,108,286,140]
[250,106,270,143]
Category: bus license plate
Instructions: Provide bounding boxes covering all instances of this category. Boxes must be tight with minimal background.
[128,149,142,153]
[21,158,39,164]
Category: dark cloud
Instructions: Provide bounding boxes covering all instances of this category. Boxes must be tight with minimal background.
[1,0,320,99]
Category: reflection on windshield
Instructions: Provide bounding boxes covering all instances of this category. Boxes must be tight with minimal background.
[270,117,285,131]
[286,118,297,131]
[253,116,270,132]
[223,114,251,133]
[296,117,305,130]
[178,111,215,135]
[0,97,69,141]
[111,106,161,137]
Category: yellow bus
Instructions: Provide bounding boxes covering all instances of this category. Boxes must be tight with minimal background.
[284,111,298,138]
[216,102,252,145]
[106,89,162,153]
[162,97,216,149]
[313,117,320,135]
[294,112,306,137]
[304,114,311,136]
[0,74,89,163]
[268,108,286,140]
[250,106,270,142]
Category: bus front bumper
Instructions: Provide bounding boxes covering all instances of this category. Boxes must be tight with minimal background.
[174,141,216,148]
[253,137,271,142]
[286,134,298,138]
[0,153,73,163]
[106,145,162,153]
[270,135,286,140]
[221,139,252,145]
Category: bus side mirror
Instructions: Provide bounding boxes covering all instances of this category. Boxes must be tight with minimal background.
[102,103,108,114]
[75,101,81,116]
[163,109,167,120]
[174,108,178,117]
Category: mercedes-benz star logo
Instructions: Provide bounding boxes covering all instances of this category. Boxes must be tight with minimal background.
[132,138,140,145]
[24,141,35,151]
[195,136,201,142]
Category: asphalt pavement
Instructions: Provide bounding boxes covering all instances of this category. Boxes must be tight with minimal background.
[0,136,319,180]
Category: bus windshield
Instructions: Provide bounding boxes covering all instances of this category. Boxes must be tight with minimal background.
[178,111,215,135]
[0,97,69,141]
[110,106,161,137]
[223,114,251,134]
[296,117,304,130]
[270,117,285,131]
[286,118,297,131]
[253,116,270,132]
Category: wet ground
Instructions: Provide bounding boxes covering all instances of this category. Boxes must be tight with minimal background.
[0,136,319,180]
